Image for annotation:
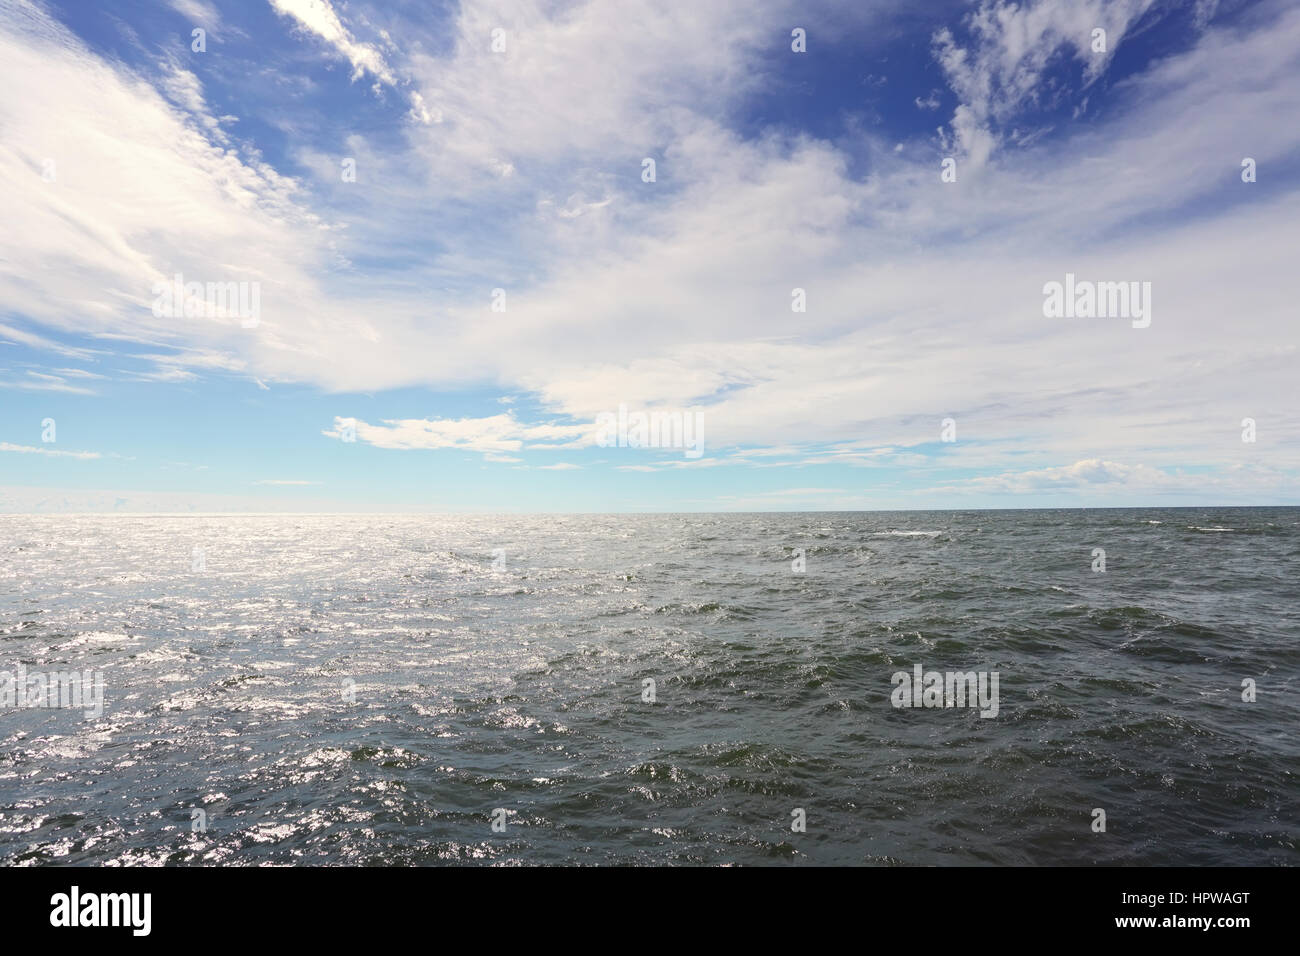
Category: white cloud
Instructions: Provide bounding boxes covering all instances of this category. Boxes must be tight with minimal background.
[933,0,1160,165]
[128,368,199,383]
[0,0,335,383]
[2,0,1298,503]
[922,458,1293,501]
[267,0,434,124]
[168,0,221,27]
[323,414,594,455]
[0,370,97,394]
[0,442,100,459]
[268,0,395,85]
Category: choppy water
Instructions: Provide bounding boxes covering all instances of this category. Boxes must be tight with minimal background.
[1,509,1296,865]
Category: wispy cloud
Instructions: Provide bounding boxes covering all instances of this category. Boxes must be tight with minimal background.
[269,0,395,84]
[167,0,221,28]
[933,0,1160,165]
[1,0,1296,508]
[267,0,432,122]
[0,442,100,460]
[920,458,1293,500]
[323,414,594,455]
[0,370,97,394]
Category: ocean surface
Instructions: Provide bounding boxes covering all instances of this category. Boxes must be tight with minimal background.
[1,509,1296,866]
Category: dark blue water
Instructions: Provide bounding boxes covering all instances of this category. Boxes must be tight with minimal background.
[1,508,1296,865]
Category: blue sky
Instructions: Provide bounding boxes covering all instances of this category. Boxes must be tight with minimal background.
[1,0,1296,512]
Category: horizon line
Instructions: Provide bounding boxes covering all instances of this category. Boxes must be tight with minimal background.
[2,504,1297,518]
